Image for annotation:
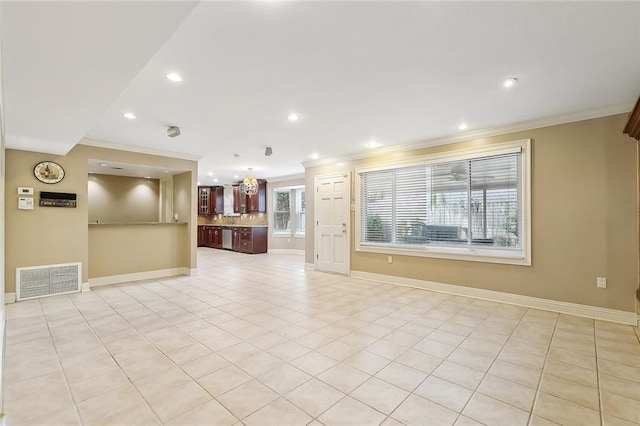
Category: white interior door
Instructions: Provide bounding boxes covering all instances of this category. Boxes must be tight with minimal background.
[315,172,350,274]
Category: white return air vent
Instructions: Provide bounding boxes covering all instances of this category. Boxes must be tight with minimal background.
[16,262,81,301]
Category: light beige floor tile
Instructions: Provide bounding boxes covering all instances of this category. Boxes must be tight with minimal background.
[433,360,485,390]
[268,340,312,361]
[318,362,370,393]
[477,374,536,411]
[351,377,409,415]
[244,397,313,426]
[463,393,529,426]
[600,373,640,400]
[92,403,160,426]
[120,352,175,381]
[166,399,238,426]
[317,396,386,426]
[601,390,640,424]
[413,337,457,358]
[343,350,391,375]
[76,384,147,425]
[4,370,67,403]
[291,350,339,375]
[218,341,262,363]
[415,375,473,412]
[375,361,427,391]
[544,359,598,388]
[602,413,640,426]
[533,392,601,425]
[165,341,212,365]
[144,380,212,423]
[317,340,360,361]
[488,359,541,389]
[258,363,311,395]
[68,368,130,403]
[455,416,485,426]
[447,347,494,373]
[181,351,229,378]
[391,394,458,426]
[7,404,80,426]
[62,355,121,384]
[285,378,346,417]
[540,373,599,409]
[5,381,75,423]
[529,415,561,425]
[365,339,409,360]
[218,379,279,419]
[134,366,193,400]
[395,348,443,373]
[498,347,546,370]
[237,351,286,377]
[194,365,250,396]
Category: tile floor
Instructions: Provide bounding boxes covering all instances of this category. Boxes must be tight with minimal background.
[4,248,640,425]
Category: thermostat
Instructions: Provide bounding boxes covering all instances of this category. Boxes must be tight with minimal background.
[18,197,34,210]
[18,187,34,195]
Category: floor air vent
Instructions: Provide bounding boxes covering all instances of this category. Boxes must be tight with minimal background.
[16,262,81,301]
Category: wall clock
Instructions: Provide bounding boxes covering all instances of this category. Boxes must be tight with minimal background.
[33,161,65,184]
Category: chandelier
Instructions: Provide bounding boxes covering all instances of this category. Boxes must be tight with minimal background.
[242,177,258,195]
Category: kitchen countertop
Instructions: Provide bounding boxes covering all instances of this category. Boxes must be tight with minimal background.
[89,222,188,226]
[198,224,268,228]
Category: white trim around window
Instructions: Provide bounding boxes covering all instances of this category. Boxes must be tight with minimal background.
[272,186,305,237]
[355,139,531,266]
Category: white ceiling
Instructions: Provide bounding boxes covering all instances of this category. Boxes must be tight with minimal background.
[3,1,640,185]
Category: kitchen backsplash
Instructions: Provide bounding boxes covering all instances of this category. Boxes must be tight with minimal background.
[197,213,268,226]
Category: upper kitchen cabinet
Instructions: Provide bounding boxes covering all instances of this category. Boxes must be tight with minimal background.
[233,180,267,214]
[198,185,224,215]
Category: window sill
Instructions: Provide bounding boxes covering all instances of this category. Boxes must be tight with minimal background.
[294,232,305,238]
[272,232,292,238]
[356,243,530,266]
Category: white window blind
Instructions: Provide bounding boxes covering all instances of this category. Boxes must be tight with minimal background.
[359,146,525,259]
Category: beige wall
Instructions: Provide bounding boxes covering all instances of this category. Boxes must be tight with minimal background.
[88,174,159,223]
[88,224,188,278]
[173,171,197,269]
[305,114,638,312]
[5,142,198,292]
[267,178,306,252]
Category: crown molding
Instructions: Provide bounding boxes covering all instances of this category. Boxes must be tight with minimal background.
[80,138,202,162]
[264,173,305,183]
[301,103,633,169]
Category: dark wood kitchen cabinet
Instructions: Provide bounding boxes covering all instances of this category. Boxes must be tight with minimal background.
[210,226,223,248]
[198,186,224,215]
[236,227,267,254]
[198,225,206,247]
[232,180,267,214]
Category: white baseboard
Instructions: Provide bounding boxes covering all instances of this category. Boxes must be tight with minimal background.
[183,268,197,276]
[88,267,190,288]
[304,262,316,271]
[350,271,638,326]
[4,293,15,304]
[268,249,305,255]
[81,282,91,292]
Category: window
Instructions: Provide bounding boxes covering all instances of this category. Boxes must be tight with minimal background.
[274,190,291,233]
[296,189,305,235]
[356,140,530,265]
[272,187,305,236]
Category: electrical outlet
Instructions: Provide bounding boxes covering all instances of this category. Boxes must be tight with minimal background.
[597,277,607,288]
[388,256,393,264]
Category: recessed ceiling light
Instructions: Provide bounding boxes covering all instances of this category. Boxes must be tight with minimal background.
[365,140,382,149]
[166,73,182,82]
[458,123,469,131]
[503,78,518,88]
[99,163,108,167]
[162,170,170,174]
[197,181,201,185]
[207,171,213,177]
[213,178,218,183]
[234,175,239,179]
[310,153,319,160]
[144,176,151,179]
[123,112,136,120]
[288,113,300,121]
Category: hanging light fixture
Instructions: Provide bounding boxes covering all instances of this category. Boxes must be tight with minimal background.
[242,168,258,195]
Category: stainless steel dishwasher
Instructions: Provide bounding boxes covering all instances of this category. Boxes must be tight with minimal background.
[222,227,233,249]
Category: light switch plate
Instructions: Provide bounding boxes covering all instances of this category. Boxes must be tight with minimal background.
[18,187,34,195]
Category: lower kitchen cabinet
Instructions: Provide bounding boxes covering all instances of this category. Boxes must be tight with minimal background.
[199,225,267,254]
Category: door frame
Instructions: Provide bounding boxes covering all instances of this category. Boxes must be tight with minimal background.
[314,171,351,275]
